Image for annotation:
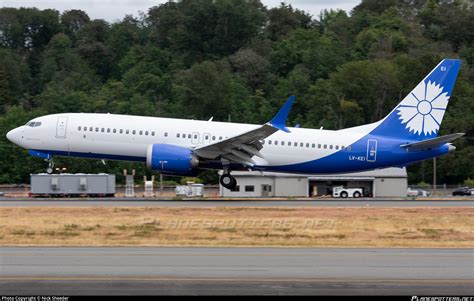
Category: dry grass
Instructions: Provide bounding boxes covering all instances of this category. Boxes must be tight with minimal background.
[0,207,473,247]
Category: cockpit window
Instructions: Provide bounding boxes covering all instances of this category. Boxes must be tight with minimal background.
[26,121,42,127]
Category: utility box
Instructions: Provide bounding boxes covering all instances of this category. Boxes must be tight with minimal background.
[30,173,115,197]
[175,182,204,197]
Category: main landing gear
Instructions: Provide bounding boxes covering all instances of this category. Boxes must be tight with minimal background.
[220,171,237,190]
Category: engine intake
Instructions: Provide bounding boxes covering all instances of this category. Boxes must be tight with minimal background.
[146,144,199,175]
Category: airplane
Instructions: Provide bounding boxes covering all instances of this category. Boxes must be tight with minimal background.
[6,59,464,190]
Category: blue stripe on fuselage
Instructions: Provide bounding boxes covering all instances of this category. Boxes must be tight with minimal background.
[260,135,450,174]
[30,149,146,162]
[30,135,450,174]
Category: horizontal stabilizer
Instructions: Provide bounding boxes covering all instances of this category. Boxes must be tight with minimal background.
[400,133,465,151]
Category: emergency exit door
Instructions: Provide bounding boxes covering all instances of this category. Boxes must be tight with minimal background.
[366,139,377,162]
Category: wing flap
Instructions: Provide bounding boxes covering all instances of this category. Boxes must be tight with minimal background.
[193,96,296,165]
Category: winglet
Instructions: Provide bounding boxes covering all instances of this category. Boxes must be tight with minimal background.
[269,95,295,133]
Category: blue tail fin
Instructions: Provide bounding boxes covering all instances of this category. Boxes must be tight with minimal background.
[370,59,461,141]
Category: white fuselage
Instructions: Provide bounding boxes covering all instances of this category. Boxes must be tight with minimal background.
[8,113,375,167]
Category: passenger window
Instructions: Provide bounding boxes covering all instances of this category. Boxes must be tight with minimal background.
[152,132,155,136]
[182,133,186,138]
[306,143,309,147]
[300,143,304,147]
[132,130,136,135]
[177,133,180,138]
[219,136,222,140]
[324,144,327,149]
[275,141,278,145]
[262,140,265,145]
[145,131,149,136]
[107,128,110,133]
[187,134,191,138]
[113,129,117,133]
[95,128,99,132]
[78,126,81,131]
[126,130,130,134]
[312,143,315,148]
[335,145,339,150]
[268,140,272,145]
[84,127,87,132]
[164,132,168,137]
[330,145,333,149]
[212,136,216,140]
[139,131,143,135]
[119,129,123,134]
[294,142,297,146]
[288,142,291,146]
[318,144,321,148]
[89,127,93,131]
[101,128,105,133]
[205,135,209,140]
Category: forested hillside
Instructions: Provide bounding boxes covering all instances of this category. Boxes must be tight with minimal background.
[0,0,473,184]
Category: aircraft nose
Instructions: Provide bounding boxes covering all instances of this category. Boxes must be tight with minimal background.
[6,128,18,144]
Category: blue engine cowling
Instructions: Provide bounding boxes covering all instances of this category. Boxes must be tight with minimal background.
[146,144,199,175]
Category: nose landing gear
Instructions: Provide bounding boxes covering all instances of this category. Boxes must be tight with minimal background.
[46,159,54,174]
[220,172,237,190]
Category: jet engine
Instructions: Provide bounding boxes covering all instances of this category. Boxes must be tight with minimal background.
[146,144,199,175]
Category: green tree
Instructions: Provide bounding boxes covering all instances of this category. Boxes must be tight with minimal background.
[61,9,90,42]
[175,61,246,120]
[265,3,313,41]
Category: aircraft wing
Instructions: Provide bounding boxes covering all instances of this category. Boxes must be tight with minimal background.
[400,133,465,151]
[193,96,295,166]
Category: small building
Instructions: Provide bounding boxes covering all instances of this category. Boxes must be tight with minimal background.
[219,167,407,198]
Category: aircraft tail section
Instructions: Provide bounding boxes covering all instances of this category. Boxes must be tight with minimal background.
[370,59,461,141]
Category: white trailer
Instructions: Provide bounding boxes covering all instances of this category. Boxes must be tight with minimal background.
[30,173,115,197]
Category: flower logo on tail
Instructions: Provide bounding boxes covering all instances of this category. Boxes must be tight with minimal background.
[397,80,450,136]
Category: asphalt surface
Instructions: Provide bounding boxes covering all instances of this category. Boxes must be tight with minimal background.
[1,247,473,295]
[1,198,473,207]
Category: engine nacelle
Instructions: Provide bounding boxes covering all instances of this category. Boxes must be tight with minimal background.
[146,144,199,174]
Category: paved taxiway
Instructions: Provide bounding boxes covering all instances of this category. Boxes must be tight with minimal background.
[1,198,473,207]
[1,247,473,295]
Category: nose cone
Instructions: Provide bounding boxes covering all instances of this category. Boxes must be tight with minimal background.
[6,128,19,145]
[6,129,14,142]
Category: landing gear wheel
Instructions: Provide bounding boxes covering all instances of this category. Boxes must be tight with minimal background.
[220,173,237,190]
[46,159,54,174]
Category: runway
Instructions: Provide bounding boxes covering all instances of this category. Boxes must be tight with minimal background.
[1,198,473,207]
[1,247,473,295]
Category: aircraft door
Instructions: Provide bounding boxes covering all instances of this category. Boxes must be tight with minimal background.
[191,132,200,145]
[203,133,211,145]
[366,139,377,162]
[56,116,68,138]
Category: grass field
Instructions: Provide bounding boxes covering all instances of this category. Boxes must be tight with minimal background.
[0,206,472,247]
